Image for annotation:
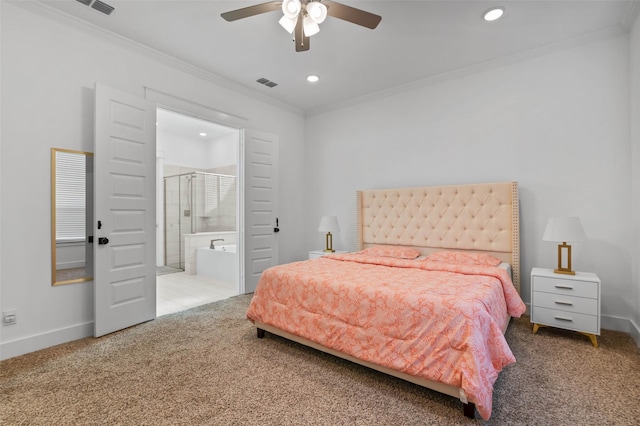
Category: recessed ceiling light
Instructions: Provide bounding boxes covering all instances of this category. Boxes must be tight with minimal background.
[199,132,207,137]
[483,6,505,22]
[307,75,319,83]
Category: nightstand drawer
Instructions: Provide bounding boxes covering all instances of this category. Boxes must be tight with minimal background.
[533,276,598,299]
[532,291,598,315]
[532,306,599,334]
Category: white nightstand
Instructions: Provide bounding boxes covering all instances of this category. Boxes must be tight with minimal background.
[309,250,346,259]
[530,267,601,347]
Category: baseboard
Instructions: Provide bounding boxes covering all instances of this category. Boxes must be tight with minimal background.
[600,314,640,339]
[0,322,94,361]
[1,312,638,361]
[627,318,640,347]
[604,316,640,347]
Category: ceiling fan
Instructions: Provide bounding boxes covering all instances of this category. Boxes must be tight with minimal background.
[221,0,382,52]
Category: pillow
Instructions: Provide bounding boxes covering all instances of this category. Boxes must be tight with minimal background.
[359,245,420,260]
[426,251,502,267]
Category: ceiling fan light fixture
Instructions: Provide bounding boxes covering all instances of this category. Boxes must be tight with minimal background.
[306,2,327,24]
[222,0,382,52]
[282,0,301,19]
[279,15,297,33]
[303,15,320,37]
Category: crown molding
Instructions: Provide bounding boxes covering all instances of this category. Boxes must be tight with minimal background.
[9,0,304,117]
[306,26,627,117]
[621,0,640,30]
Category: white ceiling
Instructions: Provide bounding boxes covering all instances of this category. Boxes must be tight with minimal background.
[37,0,638,115]
[157,108,238,141]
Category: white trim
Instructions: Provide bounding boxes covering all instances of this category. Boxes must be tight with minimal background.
[601,314,640,341]
[621,1,640,30]
[307,26,627,116]
[11,0,303,116]
[0,322,93,361]
[16,1,631,119]
[145,88,249,129]
[630,319,640,347]
[143,91,246,298]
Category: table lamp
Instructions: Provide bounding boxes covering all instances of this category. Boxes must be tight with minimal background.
[318,216,340,252]
[543,216,586,275]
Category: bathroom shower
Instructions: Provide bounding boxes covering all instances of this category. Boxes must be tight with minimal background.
[163,171,237,270]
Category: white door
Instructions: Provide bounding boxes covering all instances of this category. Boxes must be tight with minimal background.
[94,83,157,337]
[242,130,279,293]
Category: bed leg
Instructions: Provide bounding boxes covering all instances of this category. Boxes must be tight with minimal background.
[257,328,265,339]
[463,402,475,419]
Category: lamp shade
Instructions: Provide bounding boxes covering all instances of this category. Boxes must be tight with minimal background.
[543,217,586,242]
[279,15,297,33]
[303,15,320,37]
[318,216,340,233]
[282,0,301,18]
[306,1,328,24]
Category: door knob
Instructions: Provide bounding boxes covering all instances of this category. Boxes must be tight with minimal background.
[98,237,110,245]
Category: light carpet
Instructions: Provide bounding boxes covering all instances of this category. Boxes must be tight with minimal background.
[1,294,639,425]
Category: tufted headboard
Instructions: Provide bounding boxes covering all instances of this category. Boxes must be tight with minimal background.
[356,182,520,293]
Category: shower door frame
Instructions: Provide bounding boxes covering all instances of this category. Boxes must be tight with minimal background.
[162,171,237,270]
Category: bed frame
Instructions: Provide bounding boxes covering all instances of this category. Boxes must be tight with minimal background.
[255,181,520,419]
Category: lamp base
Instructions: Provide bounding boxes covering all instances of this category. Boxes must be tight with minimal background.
[323,232,334,253]
[554,242,575,275]
[553,268,576,275]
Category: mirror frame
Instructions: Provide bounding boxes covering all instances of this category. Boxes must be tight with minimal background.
[51,148,94,286]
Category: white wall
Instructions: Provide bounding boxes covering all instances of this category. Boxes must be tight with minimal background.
[2,2,638,360]
[157,130,238,171]
[157,131,213,170]
[630,12,640,343]
[208,133,239,170]
[0,2,307,359]
[305,32,636,333]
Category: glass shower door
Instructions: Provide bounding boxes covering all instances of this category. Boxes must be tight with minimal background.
[163,174,193,271]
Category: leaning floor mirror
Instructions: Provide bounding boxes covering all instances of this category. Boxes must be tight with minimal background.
[51,148,94,285]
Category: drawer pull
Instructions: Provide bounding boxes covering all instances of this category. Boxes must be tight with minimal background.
[555,285,574,290]
[554,315,573,322]
[555,300,573,306]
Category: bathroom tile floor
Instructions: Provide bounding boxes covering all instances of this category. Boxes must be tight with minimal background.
[156,272,238,317]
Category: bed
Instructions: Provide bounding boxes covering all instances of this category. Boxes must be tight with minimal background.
[246,181,526,420]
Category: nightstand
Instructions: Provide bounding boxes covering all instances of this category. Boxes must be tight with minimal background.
[309,250,346,259]
[530,267,601,347]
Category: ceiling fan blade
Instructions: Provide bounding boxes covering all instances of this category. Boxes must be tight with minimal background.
[221,1,282,22]
[323,0,381,29]
[294,14,310,52]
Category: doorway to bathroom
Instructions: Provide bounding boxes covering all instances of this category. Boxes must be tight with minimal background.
[155,108,240,316]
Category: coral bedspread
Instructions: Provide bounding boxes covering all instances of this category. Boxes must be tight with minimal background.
[246,253,526,420]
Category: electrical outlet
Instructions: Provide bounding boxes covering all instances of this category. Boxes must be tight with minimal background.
[3,310,17,326]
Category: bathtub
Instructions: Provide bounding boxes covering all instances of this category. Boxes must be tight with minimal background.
[196,245,238,285]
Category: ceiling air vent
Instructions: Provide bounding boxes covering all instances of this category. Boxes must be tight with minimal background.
[76,0,115,15]
[91,0,115,15]
[256,78,278,88]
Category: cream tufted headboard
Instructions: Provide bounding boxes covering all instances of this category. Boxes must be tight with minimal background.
[356,182,520,293]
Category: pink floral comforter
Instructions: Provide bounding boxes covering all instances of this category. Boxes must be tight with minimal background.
[246,253,526,420]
